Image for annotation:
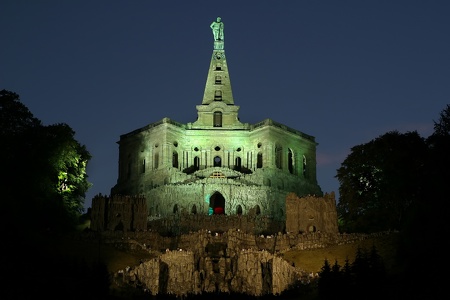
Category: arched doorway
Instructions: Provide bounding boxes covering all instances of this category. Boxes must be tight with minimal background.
[209,191,225,215]
[307,224,317,233]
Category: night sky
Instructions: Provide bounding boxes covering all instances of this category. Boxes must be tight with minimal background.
[2,1,449,211]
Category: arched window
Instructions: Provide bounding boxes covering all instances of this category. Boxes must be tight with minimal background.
[275,145,283,169]
[214,90,222,101]
[214,111,222,127]
[303,155,307,177]
[235,157,242,170]
[154,153,159,169]
[214,156,222,167]
[236,205,243,215]
[288,148,294,174]
[257,152,263,168]
[194,156,200,170]
[254,205,261,215]
[215,75,222,84]
[172,151,178,168]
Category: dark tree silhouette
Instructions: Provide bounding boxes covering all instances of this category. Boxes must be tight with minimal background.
[398,104,450,299]
[336,130,427,233]
[0,89,92,234]
[317,245,388,300]
[1,90,98,298]
[317,259,332,299]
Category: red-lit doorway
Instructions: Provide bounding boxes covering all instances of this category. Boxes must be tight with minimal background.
[210,191,225,215]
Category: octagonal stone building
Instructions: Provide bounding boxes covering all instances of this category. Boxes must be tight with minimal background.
[111,18,323,223]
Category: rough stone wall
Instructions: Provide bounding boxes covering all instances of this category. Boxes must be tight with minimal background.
[90,194,106,231]
[145,177,289,221]
[96,229,385,259]
[134,258,160,295]
[125,247,301,297]
[90,195,147,232]
[145,191,338,236]
[147,213,283,236]
[162,250,197,296]
[285,192,338,234]
[91,192,338,236]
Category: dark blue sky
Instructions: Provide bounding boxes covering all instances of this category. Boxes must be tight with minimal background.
[2,1,449,211]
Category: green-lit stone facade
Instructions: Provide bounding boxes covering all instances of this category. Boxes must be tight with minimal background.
[111,18,323,222]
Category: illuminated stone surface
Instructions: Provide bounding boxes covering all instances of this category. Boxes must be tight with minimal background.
[111,17,324,223]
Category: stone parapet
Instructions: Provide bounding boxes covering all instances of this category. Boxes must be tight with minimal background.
[91,194,147,232]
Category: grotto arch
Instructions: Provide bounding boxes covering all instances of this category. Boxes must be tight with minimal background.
[236,204,243,215]
[209,191,225,215]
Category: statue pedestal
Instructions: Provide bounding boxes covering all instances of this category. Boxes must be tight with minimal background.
[214,41,224,50]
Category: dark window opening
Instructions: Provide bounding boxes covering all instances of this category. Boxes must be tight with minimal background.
[275,145,282,169]
[235,157,242,170]
[214,111,222,127]
[236,205,243,215]
[257,152,263,168]
[214,156,222,167]
[172,151,178,168]
[141,159,146,173]
[194,156,200,170]
[288,149,294,174]
[154,153,159,169]
[303,156,307,177]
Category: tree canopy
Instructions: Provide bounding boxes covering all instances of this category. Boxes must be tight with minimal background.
[336,130,427,233]
[336,104,450,234]
[0,89,92,234]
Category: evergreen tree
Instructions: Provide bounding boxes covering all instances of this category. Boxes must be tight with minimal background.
[318,259,333,299]
[351,247,370,294]
[368,244,386,281]
[317,246,389,299]
[330,260,343,297]
[341,257,354,298]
